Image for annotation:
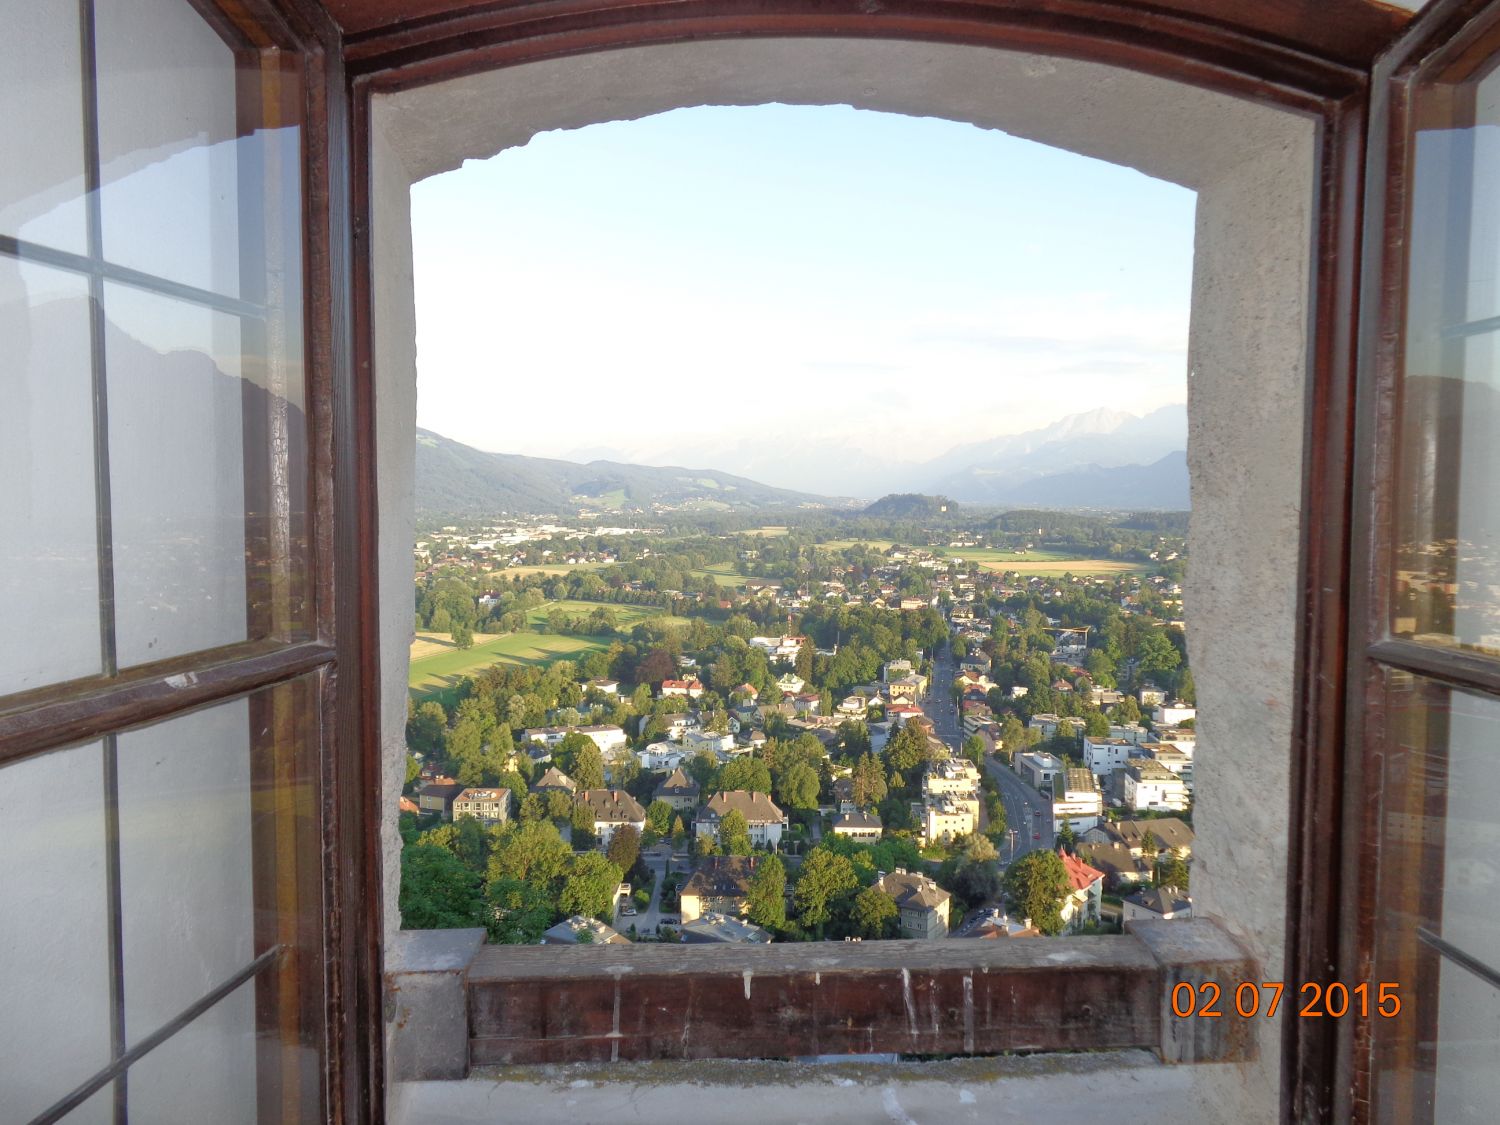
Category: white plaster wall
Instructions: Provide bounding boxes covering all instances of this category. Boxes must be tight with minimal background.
[374,114,420,945]
[372,38,1315,1123]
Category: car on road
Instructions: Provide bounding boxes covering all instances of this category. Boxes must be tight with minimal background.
[621,906,637,916]
[659,915,680,926]
[1034,809,1044,817]
[1033,832,1041,840]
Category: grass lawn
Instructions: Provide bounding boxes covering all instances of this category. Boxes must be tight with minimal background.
[689,563,749,587]
[745,526,790,537]
[408,630,609,698]
[522,600,690,630]
[819,538,896,552]
[942,547,1145,577]
[500,561,617,579]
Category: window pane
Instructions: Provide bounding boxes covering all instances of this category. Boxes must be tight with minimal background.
[1369,670,1500,1123]
[1394,61,1500,655]
[94,0,242,297]
[105,283,252,665]
[118,697,255,1043]
[0,1,88,253]
[125,979,256,1125]
[113,675,326,1119]
[0,743,113,1124]
[0,257,103,695]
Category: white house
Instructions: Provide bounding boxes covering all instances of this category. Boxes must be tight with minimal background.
[637,741,690,772]
[1122,886,1193,922]
[1082,736,1134,778]
[1154,702,1197,726]
[521,724,628,756]
[682,728,735,755]
[694,791,788,849]
[1052,768,1103,833]
[1014,751,1064,793]
[1122,760,1192,813]
[574,789,647,848]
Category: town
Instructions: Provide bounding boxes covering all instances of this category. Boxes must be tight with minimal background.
[400,508,1197,948]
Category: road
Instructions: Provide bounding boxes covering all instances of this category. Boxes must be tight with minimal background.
[614,844,685,937]
[927,641,1053,864]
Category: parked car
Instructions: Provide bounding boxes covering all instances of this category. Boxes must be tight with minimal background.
[659,915,680,926]
[621,907,637,917]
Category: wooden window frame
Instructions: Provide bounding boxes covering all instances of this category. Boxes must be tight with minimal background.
[331,3,1399,1122]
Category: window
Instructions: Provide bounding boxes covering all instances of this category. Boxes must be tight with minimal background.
[0,2,357,1122]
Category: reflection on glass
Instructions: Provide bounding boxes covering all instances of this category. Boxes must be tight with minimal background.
[0,3,88,253]
[0,258,102,696]
[95,0,242,297]
[125,980,257,1124]
[1395,62,1500,655]
[0,743,113,1124]
[1371,672,1500,1123]
[117,697,255,1045]
[106,282,250,666]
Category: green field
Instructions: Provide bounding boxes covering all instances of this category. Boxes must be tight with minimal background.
[941,546,1145,576]
[745,526,790,537]
[408,631,609,698]
[689,563,750,587]
[815,539,1143,577]
[500,561,617,578]
[523,600,690,629]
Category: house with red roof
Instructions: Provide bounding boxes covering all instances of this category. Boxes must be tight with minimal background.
[1057,849,1106,932]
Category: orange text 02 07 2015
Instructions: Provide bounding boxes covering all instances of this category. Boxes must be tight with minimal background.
[1169,981,1403,1019]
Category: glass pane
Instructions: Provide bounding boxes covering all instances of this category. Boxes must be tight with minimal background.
[1394,60,1500,655]
[0,257,103,695]
[115,675,326,1119]
[118,697,255,1042]
[125,980,257,1125]
[0,1,88,253]
[0,743,114,1124]
[94,0,242,297]
[105,283,248,665]
[1369,670,1500,1123]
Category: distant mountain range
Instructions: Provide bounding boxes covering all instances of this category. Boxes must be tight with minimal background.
[415,401,1190,515]
[413,428,834,515]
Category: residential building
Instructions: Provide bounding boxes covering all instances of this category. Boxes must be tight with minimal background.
[1014,751,1064,793]
[1052,768,1104,833]
[1138,686,1167,707]
[682,728,735,755]
[695,791,788,849]
[531,767,577,796]
[574,789,647,847]
[924,757,981,797]
[660,678,705,699]
[1122,886,1193,923]
[679,913,773,944]
[1074,842,1149,889]
[585,678,620,696]
[450,787,511,824]
[775,673,805,695]
[539,916,630,945]
[874,869,951,939]
[1057,850,1106,931]
[959,910,1040,939]
[637,741,690,772]
[831,809,882,844]
[679,856,761,922]
[1092,817,1196,859]
[1146,744,1194,791]
[654,767,701,813]
[1154,702,1197,726]
[417,780,464,820]
[1082,736,1134,778]
[521,724,628,756]
[920,795,978,844]
[1122,761,1192,813]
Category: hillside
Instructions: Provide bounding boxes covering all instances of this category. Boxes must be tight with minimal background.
[972,450,1189,509]
[863,494,958,519]
[414,428,833,515]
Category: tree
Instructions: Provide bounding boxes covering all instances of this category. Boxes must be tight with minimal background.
[719,757,772,794]
[776,762,821,811]
[886,722,931,775]
[486,819,573,887]
[560,853,624,921]
[998,715,1027,758]
[1057,818,1078,853]
[1111,696,1142,725]
[1083,711,1110,738]
[746,854,787,929]
[485,876,556,944]
[851,885,898,939]
[607,824,641,875]
[1004,850,1072,936]
[794,847,859,933]
[1156,849,1190,890]
[544,789,573,823]
[399,845,483,930]
[670,815,687,849]
[1176,667,1196,705]
[646,798,675,836]
[417,815,492,873]
[718,809,753,856]
[404,753,422,788]
[571,742,605,791]
[795,638,815,683]
[851,753,887,808]
[406,700,449,757]
[961,734,986,765]
[570,803,598,851]
[451,621,474,650]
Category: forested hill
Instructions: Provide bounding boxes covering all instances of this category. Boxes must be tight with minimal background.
[414,428,833,515]
[862,494,957,519]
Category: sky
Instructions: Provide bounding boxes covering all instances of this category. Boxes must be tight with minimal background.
[411,103,1195,492]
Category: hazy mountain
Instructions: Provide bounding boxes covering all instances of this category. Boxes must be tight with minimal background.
[922,404,1187,502]
[968,450,1189,509]
[414,428,835,515]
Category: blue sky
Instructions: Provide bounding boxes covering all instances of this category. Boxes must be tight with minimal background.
[411,103,1195,490]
